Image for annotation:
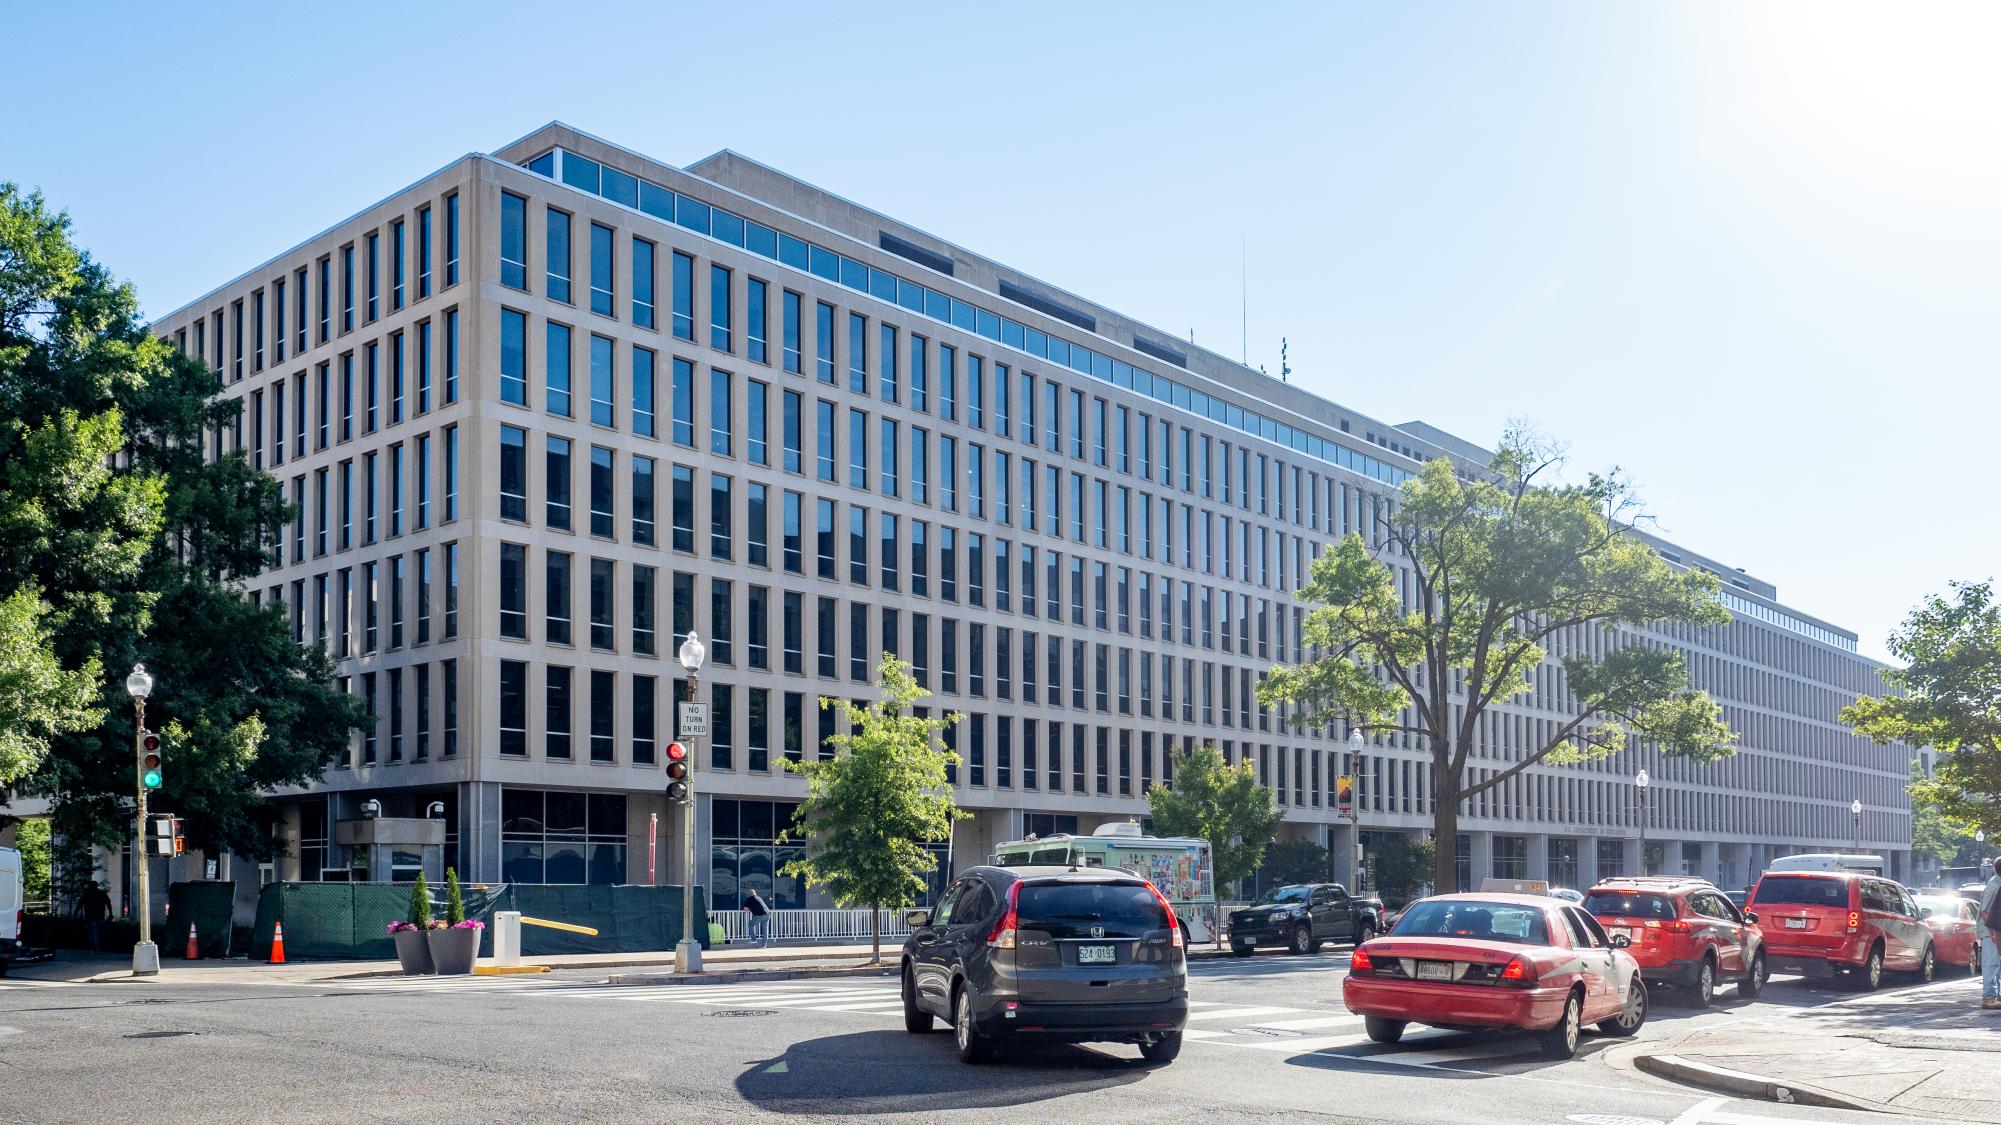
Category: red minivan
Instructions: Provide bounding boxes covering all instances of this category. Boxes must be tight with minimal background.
[1748,871,1935,990]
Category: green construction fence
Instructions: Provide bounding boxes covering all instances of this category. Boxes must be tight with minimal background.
[249,882,711,960]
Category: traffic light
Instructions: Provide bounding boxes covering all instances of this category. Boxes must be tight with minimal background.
[140,730,163,789]
[665,741,691,802]
[1336,774,1355,813]
[147,815,180,858]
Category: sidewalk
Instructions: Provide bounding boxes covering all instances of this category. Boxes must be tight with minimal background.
[1632,976,2001,1122]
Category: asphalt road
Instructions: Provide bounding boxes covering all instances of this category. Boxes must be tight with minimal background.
[0,952,1967,1124]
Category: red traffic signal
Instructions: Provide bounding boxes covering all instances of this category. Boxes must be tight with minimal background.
[665,742,691,802]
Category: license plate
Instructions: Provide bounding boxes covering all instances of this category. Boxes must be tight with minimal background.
[1784,918,1809,929]
[1416,961,1454,981]
[1077,944,1116,965]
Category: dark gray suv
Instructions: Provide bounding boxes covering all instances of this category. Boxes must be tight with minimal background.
[900,865,1189,1063]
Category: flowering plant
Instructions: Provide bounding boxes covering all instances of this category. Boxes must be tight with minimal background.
[387,920,420,935]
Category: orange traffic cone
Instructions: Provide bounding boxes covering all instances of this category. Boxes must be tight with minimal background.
[269,921,287,964]
[186,920,201,961]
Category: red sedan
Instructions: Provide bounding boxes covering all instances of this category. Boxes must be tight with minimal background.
[1343,893,1648,1059]
[1916,894,1984,973]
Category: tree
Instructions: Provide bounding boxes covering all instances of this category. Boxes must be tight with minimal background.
[1843,582,2001,838]
[1258,429,1735,893]
[780,655,966,964]
[1147,744,1284,901]
[1368,834,1435,906]
[0,184,366,860]
[1258,838,1330,887]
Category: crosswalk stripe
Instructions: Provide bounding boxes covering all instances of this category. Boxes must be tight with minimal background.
[1184,1005,1297,1022]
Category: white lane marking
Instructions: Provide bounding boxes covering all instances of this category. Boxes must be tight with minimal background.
[1183,1005,1298,1021]
[1668,1097,1728,1125]
[1247,1014,1362,1031]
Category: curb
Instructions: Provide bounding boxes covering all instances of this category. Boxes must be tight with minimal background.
[606,965,898,986]
[1633,1052,1896,1114]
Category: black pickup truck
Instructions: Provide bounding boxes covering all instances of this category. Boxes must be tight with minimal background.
[1227,883,1385,956]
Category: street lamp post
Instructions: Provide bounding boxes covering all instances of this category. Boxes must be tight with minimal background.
[1634,769,1650,876]
[1851,798,1863,853]
[676,631,706,975]
[125,664,159,976]
[1346,730,1365,891]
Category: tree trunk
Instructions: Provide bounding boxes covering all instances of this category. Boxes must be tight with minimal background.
[1432,767,1461,894]
[870,904,881,966]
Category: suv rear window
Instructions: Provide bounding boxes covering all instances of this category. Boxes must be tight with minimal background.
[1583,892,1677,919]
[1017,881,1168,939]
[1752,876,1849,907]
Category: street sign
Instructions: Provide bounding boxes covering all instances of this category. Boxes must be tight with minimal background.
[678,702,710,739]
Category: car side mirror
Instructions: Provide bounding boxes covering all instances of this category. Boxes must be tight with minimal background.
[1743,912,1759,925]
[904,909,931,928]
[1609,933,1632,949]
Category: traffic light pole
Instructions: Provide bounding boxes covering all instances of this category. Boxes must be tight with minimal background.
[131,695,158,976]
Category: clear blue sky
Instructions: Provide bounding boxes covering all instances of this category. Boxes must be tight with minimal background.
[12,1,1997,661]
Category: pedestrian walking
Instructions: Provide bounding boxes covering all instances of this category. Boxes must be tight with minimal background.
[79,880,113,954]
[1981,855,2001,1012]
[745,889,772,948]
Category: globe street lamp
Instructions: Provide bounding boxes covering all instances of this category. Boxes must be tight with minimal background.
[1634,769,1650,876]
[675,631,706,974]
[1851,798,1863,853]
[124,664,159,976]
[1346,729,1365,891]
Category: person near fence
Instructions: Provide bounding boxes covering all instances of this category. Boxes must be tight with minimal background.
[745,889,772,947]
[79,880,113,953]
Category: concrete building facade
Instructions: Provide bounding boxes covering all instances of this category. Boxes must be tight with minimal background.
[135,122,1914,915]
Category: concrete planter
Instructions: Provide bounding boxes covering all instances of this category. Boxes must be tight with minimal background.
[392,928,435,975]
[427,926,480,975]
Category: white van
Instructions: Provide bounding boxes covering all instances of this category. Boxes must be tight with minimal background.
[0,845,21,972]
[1767,853,1885,876]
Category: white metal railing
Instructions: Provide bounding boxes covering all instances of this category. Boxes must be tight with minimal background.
[712,908,915,945]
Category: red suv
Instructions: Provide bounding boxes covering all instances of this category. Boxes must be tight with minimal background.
[1748,871,1935,990]
[1582,877,1767,1006]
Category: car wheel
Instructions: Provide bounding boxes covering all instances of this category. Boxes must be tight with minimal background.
[1537,991,1584,1060]
[1290,925,1314,956]
[1597,978,1647,1037]
[1364,1015,1406,1044]
[1737,952,1767,1000]
[1139,1031,1182,1063]
[902,964,933,1034]
[954,985,994,1063]
[1231,942,1256,958]
[1915,943,1935,984]
[1688,956,1716,1008]
[1853,944,1885,992]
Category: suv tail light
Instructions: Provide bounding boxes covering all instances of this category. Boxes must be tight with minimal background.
[986,882,1022,950]
[1846,910,1861,933]
[1349,947,1374,973]
[1498,955,1537,987]
[1143,881,1183,948]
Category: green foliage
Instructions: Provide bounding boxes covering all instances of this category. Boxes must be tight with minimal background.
[444,867,465,925]
[780,655,965,961]
[1258,429,1734,891]
[1844,582,2001,838]
[410,871,432,928]
[1259,838,1331,887]
[0,183,364,854]
[1367,834,1435,905]
[1147,745,1284,895]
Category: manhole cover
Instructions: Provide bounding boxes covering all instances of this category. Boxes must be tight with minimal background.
[124,1031,194,1039]
[705,1009,775,1018]
[1566,1115,1663,1125]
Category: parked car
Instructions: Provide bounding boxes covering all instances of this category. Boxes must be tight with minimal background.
[900,865,1188,1064]
[1748,871,1935,990]
[1228,883,1384,956]
[1914,894,1983,974]
[1343,892,1647,1060]
[1581,877,1767,1006]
